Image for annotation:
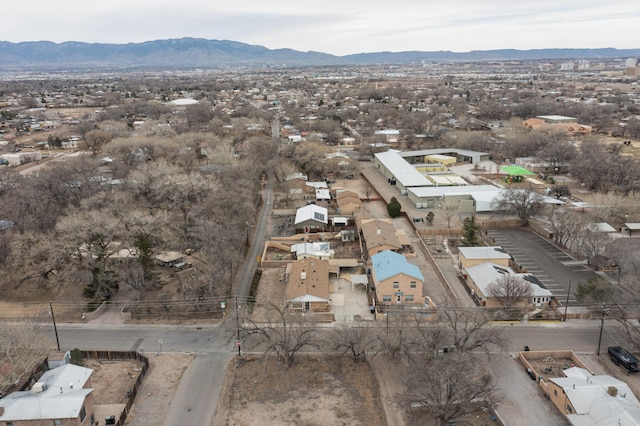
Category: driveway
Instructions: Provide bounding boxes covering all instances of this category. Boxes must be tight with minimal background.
[487,352,568,425]
[487,228,597,305]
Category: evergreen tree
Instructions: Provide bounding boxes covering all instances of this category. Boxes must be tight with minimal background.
[387,197,401,218]
[426,211,435,226]
[461,215,481,246]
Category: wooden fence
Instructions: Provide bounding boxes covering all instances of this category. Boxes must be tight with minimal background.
[80,350,149,426]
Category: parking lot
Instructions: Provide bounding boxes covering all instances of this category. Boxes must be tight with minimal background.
[487,228,597,305]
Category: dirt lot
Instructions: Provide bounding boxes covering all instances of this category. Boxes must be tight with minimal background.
[88,359,144,405]
[126,353,194,425]
[216,355,387,426]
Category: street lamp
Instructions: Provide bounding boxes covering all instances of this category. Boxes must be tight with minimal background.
[49,302,60,350]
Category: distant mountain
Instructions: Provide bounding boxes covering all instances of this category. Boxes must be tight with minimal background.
[0,38,638,70]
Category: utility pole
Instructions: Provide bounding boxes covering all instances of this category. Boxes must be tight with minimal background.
[49,302,60,350]
[597,303,607,356]
[235,296,241,357]
[563,280,571,321]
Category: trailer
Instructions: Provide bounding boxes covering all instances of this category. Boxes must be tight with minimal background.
[608,346,640,373]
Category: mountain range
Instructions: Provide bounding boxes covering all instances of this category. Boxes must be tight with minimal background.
[0,38,638,70]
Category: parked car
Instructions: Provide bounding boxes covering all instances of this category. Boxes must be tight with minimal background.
[608,346,640,373]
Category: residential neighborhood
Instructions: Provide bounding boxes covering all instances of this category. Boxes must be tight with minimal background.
[1,54,640,426]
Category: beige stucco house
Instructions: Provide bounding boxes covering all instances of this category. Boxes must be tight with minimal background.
[371,250,433,308]
[286,258,331,312]
[359,218,402,259]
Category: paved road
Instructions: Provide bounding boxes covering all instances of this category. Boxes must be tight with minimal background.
[235,180,273,299]
[163,352,232,426]
[49,318,630,426]
[487,228,596,304]
[53,318,627,358]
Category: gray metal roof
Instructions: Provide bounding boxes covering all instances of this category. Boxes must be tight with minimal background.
[399,148,489,159]
[0,364,94,421]
[374,150,432,187]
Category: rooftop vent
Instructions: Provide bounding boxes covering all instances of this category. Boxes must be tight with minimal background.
[607,386,618,397]
[32,382,48,393]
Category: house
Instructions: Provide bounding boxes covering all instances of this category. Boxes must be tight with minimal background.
[371,250,429,307]
[622,223,640,237]
[286,258,331,312]
[0,364,95,426]
[290,242,334,260]
[458,246,511,269]
[523,116,592,136]
[547,367,640,425]
[284,173,308,200]
[463,262,553,308]
[359,218,402,259]
[336,190,362,215]
[294,204,328,233]
[154,251,187,269]
[305,181,328,195]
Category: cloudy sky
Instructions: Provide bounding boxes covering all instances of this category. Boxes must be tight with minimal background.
[2,1,638,55]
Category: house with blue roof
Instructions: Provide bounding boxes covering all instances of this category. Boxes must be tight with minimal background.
[371,250,434,309]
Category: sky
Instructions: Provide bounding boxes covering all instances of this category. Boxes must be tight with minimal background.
[2,1,639,56]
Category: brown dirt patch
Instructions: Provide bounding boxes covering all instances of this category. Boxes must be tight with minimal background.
[219,355,387,426]
[88,359,144,405]
[126,353,194,425]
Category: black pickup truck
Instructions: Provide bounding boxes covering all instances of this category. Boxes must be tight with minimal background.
[608,346,640,373]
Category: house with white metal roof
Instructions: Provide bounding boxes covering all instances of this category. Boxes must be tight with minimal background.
[0,364,95,425]
[547,367,640,425]
[290,242,334,260]
[463,262,553,308]
[458,246,511,269]
[294,204,328,232]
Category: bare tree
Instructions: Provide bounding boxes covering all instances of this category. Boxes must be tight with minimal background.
[439,198,460,229]
[83,129,112,155]
[493,188,545,226]
[363,183,373,202]
[238,300,319,368]
[398,352,502,425]
[534,131,576,171]
[546,207,581,249]
[325,324,377,363]
[579,226,611,267]
[486,274,533,308]
[441,307,507,352]
[373,309,421,361]
[0,317,53,394]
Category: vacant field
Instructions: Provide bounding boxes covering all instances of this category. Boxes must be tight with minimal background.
[217,355,387,426]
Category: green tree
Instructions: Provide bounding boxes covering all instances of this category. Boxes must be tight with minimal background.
[575,277,614,303]
[387,197,401,218]
[70,348,85,366]
[426,211,435,226]
[461,215,481,246]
